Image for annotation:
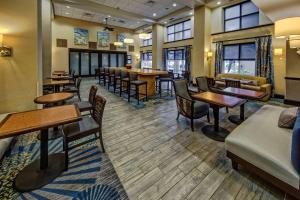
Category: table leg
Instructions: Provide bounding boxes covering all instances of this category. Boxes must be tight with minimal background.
[14,129,65,192]
[228,102,246,125]
[202,106,230,142]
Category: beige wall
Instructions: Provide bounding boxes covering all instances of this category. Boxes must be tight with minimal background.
[0,0,39,113]
[42,0,52,79]
[52,16,140,72]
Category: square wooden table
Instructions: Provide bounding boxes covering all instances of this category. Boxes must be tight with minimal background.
[0,105,81,192]
[192,92,246,142]
[222,87,266,124]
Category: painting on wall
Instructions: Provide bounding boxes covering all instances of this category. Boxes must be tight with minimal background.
[97,31,110,47]
[117,33,127,49]
[74,28,89,45]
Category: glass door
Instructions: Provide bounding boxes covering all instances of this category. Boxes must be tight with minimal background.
[91,53,99,75]
[118,54,125,67]
[80,52,90,76]
[102,53,109,68]
[110,54,117,67]
[70,52,79,75]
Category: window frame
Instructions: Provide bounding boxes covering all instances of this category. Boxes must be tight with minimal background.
[142,33,152,47]
[223,1,259,32]
[222,42,256,75]
[167,19,192,42]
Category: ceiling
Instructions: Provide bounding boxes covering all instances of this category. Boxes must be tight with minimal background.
[52,0,224,30]
[252,0,300,22]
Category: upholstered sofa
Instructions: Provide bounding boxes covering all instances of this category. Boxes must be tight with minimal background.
[215,74,272,101]
[0,113,13,161]
[225,105,300,199]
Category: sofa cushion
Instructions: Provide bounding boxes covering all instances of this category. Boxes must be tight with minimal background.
[292,110,300,175]
[225,105,299,189]
[278,107,298,129]
[217,73,267,86]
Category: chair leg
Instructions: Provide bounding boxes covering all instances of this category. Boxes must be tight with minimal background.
[170,81,173,97]
[136,85,139,105]
[191,118,194,131]
[120,81,122,97]
[99,131,105,153]
[207,113,210,123]
[176,112,180,120]
[63,138,69,170]
[127,83,130,102]
[226,107,229,113]
[159,81,162,98]
[77,91,81,101]
[145,83,148,101]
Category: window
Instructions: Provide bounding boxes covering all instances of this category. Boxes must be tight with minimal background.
[223,43,256,76]
[166,49,185,74]
[141,52,152,69]
[167,20,192,42]
[142,33,152,46]
[224,1,259,32]
[127,55,132,64]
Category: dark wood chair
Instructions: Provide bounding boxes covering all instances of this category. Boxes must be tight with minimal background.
[63,77,82,101]
[113,68,121,93]
[128,72,148,104]
[159,71,174,97]
[75,85,98,113]
[225,79,241,88]
[107,68,115,90]
[120,70,129,97]
[104,67,110,86]
[98,68,105,85]
[173,79,210,131]
[63,95,106,170]
[181,70,191,85]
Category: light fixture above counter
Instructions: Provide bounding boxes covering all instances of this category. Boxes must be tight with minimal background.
[0,33,12,57]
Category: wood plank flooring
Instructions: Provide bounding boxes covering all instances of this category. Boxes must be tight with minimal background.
[80,78,293,200]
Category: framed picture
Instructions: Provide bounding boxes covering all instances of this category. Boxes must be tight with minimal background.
[97,32,110,47]
[74,28,88,45]
[117,33,127,49]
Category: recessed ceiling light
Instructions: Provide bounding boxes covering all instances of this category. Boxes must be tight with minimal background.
[137,21,140,24]
[189,12,193,15]
[164,21,167,24]
[217,1,221,5]
[108,15,111,18]
[66,6,70,8]
[153,13,157,17]
[172,3,177,7]
[65,12,70,15]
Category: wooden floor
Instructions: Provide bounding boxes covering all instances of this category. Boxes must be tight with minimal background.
[81,78,292,200]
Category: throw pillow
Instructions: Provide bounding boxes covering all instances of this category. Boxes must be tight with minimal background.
[278,107,299,129]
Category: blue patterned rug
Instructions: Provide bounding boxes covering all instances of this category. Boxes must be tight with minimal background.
[0,133,128,200]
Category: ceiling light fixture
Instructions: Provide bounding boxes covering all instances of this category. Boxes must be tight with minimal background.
[189,12,193,15]
[172,3,177,7]
[66,6,70,8]
[65,12,70,15]
[124,38,134,44]
[108,15,111,18]
[139,33,151,40]
[114,42,123,46]
[153,13,157,17]
[164,21,167,24]
[217,1,221,5]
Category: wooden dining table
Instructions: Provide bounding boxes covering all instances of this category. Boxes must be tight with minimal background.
[52,70,67,76]
[192,92,246,142]
[43,79,71,92]
[222,87,266,124]
[0,105,81,192]
[123,68,168,96]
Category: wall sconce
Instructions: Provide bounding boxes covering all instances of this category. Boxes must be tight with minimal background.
[274,48,283,56]
[0,34,12,57]
[207,51,213,60]
[113,41,123,46]
[124,38,134,44]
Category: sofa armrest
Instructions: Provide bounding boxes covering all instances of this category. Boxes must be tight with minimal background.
[260,84,272,101]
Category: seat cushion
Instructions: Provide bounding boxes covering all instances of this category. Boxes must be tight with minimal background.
[159,78,173,82]
[225,105,299,189]
[63,116,99,141]
[75,101,93,112]
[241,85,261,91]
[292,110,300,175]
[193,101,209,118]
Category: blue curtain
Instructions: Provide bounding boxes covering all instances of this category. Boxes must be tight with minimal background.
[162,49,168,70]
[214,42,223,77]
[184,46,192,73]
[255,36,274,95]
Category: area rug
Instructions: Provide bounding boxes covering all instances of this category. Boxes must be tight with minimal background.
[0,133,128,200]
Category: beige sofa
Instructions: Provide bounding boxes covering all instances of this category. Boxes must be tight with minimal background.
[0,113,13,160]
[215,74,272,101]
[225,105,300,199]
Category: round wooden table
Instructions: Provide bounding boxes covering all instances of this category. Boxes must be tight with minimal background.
[34,92,74,140]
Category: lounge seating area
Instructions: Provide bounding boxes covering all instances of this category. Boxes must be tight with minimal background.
[1,0,300,200]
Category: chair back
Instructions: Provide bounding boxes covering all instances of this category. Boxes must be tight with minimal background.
[225,79,241,88]
[92,95,106,126]
[207,77,215,88]
[76,78,82,89]
[95,68,100,76]
[109,68,115,74]
[120,70,128,78]
[100,67,104,72]
[88,85,98,105]
[173,79,191,100]
[196,76,209,92]
[104,67,109,73]
[115,68,121,77]
[129,72,138,81]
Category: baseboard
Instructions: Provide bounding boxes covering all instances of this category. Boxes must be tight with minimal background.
[284,99,300,106]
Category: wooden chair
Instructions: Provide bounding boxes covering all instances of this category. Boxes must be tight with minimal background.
[113,68,121,93]
[159,71,174,97]
[120,70,129,97]
[75,85,98,113]
[225,79,241,88]
[129,72,148,104]
[63,95,106,170]
[173,79,210,131]
[63,77,82,101]
[107,68,115,90]
[196,76,210,92]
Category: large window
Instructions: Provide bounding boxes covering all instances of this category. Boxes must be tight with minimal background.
[223,43,256,76]
[167,20,192,42]
[142,33,152,46]
[141,52,152,69]
[224,1,259,32]
[166,49,185,74]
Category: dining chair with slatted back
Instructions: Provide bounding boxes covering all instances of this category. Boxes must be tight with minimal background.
[75,85,98,113]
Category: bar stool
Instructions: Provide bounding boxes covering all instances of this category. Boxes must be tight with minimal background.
[129,72,148,105]
[114,68,121,93]
[104,67,110,86]
[97,68,105,85]
[120,70,129,97]
[107,68,115,90]
[159,71,174,97]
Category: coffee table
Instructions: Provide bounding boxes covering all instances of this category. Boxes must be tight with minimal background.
[0,105,81,192]
[34,92,75,140]
[192,92,246,142]
[222,87,266,124]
